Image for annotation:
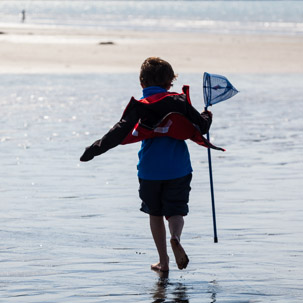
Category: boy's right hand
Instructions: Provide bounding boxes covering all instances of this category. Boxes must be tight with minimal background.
[80,147,94,162]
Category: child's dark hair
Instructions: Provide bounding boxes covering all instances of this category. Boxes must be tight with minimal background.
[140,57,177,89]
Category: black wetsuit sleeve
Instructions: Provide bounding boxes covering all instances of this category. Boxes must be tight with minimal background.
[186,103,212,134]
[80,107,139,162]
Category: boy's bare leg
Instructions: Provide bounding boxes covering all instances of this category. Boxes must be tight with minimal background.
[168,215,184,240]
[149,215,169,272]
[168,215,189,270]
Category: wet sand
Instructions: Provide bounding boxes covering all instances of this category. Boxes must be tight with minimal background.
[0,25,303,74]
[1,72,303,302]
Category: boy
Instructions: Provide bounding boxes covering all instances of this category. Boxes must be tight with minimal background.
[80,57,213,272]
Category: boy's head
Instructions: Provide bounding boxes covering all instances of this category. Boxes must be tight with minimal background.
[140,57,177,90]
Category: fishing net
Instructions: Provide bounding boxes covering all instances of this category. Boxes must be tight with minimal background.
[203,72,238,107]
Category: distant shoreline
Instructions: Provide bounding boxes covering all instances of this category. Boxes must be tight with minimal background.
[0,25,302,74]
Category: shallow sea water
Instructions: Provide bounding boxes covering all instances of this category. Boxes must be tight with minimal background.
[1,1,303,35]
[1,73,302,302]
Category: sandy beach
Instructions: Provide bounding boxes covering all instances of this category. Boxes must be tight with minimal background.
[0,25,302,74]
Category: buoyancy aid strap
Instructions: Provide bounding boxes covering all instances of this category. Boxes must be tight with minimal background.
[182,85,192,105]
[121,97,136,117]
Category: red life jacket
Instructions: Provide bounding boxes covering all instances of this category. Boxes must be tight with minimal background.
[121,86,224,151]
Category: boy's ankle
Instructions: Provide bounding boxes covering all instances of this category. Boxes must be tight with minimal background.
[160,255,169,264]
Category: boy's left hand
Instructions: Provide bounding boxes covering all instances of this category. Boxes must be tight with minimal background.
[202,110,213,118]
[204,110,213,118]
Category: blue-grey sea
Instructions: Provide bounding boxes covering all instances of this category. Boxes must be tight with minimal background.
[1,1,303,302]
[0,0,303,35]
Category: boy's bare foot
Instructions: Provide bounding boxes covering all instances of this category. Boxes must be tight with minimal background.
[170,238,189,270]
[151,261,169,272]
